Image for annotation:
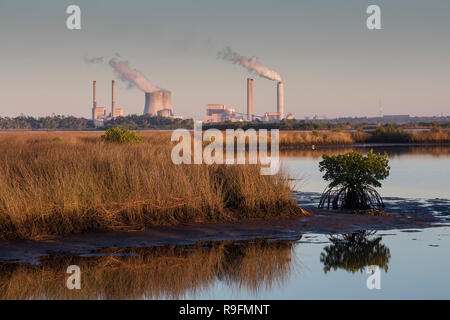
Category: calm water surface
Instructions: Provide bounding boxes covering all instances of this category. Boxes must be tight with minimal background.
[194,146,450,299]
[282,146,450,199]
[1,146,449,299]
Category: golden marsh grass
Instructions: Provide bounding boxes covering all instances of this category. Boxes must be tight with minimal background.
[0,132,303,240]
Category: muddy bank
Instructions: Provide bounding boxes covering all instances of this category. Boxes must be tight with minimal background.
[0,209,441,264]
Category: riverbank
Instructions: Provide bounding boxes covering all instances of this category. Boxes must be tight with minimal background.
[0,132,304,240]
[2,128,449,146]
[278,128,450,147]
[0,199,441,264]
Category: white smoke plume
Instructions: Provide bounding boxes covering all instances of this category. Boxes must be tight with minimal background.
[108,58,167,92]
[217,47,282,82]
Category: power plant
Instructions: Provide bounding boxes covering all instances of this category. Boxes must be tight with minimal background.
[90,80,181,126]
[203,78,287,123]
[91,80,123,126]
[143,91,173,116]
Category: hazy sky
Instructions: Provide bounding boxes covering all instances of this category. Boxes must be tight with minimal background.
[0,0,449,119]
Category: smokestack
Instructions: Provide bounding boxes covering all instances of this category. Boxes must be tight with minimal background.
[93,81,97,108]
[247,78,254,121]
[92,81,97,120]
[111,80,116,119]
[277,81,284,120]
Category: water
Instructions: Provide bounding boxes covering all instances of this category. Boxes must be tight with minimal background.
[0,146,449,299]
[281,146,450,199]
[190,228,450,299]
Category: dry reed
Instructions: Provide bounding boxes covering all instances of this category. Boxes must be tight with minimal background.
[0,132,303,240]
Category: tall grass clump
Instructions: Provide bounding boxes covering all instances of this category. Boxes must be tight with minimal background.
[0,133,303,240]
[369,125,409,143]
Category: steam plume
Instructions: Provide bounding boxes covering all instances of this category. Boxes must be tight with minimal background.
[84,55,104,64]
[108,58,166,92]
[217,47,282,82]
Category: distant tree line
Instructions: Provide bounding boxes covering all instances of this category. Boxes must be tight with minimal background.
[0,116,94,130]
[105,114,194,130]
[203,119,347,131]
[204,119,450,131]
[0,114,194,131]
[0,114,448,131]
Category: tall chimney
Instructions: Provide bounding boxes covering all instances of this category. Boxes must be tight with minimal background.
[92,80,97,120]
[93,81,97,108]
[247,78,254,121]
[111,80,116,119]
[277,81,284,120]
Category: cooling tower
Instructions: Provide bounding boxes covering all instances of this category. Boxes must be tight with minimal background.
[144,91,165,115]
[277,81,284,120]
[162,91,172,110]
[247,78,254,121]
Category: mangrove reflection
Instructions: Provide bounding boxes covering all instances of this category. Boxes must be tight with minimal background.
[0,238,299,300]
[320,231,390,274]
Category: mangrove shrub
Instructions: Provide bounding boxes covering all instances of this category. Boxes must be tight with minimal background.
[318,150,390,210]
[102,127,145,144]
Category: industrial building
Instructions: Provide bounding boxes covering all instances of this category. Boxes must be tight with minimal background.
[91,80,123,126]
[202,104,244,123]
[263,112,282,122]
[157,108,173,117]
[203,77,286,123]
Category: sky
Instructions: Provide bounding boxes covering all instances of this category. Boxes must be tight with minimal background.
[0,0,449,119]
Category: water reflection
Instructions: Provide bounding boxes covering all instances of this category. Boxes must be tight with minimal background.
[320,231,390,274]
[0,238,299,300]
[281,146,450,159]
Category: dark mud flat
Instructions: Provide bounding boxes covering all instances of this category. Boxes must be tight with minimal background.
[0,208,441,264]
[294,192,450,217]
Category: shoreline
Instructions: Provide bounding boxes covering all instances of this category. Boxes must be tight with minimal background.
[2,130,449,146]
[280,142,450,149]
[0,209,441,263]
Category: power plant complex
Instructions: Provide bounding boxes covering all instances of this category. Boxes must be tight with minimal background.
[202,78,291,123]
[91,81,181,126]
[91,77,289,124]
[91,80,124,126]
[93,54,288,124]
